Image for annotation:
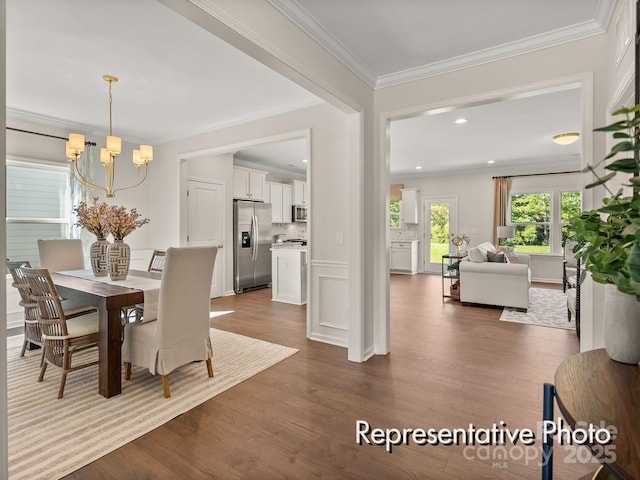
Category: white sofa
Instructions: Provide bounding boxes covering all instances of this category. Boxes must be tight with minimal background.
[459,242,531,311]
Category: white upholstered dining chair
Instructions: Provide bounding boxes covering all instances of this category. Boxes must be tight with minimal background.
[122,246,218,398]
[37,239,85,271]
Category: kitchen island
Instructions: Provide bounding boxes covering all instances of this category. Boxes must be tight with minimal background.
[271,244,307,305]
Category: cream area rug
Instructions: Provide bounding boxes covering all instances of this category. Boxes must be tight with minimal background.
[7,328,298,480]
[500,287,576,330]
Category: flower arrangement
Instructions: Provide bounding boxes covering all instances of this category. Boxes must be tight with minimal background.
[106,205,150,241]
[73,197,111,239]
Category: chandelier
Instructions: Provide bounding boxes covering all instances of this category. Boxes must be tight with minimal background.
[65,75,153,198]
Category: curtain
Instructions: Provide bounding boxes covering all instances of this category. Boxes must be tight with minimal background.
[492,177,510,246]
[69,144,96,263]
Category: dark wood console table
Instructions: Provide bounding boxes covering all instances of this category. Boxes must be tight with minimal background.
[542,349,640,479]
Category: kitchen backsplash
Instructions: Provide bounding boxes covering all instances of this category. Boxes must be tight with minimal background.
[272,223,307,241]
[390,223,418,240]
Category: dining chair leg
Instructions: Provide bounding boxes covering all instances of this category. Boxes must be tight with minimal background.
[162,375,171,398]
[38,362,47,382]
[124,362,131,380]
[20,339,27,358]
[206,357,214,378]
[39,347,46,367]
[58,371,68,399]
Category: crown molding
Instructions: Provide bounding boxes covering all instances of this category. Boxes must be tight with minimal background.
[6,108,149,145]
[376,18,610,88]
[266,0,617,90]
[9,97,324,146]
[150,96,324,144]
[266,0,377,88]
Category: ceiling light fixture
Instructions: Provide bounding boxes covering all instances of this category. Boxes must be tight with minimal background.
[302,159,308,163]
[65,75,153,198]
[487,160,495,164]
[455,118,468,124]
[416,166,422,170]
[552,132,580,146]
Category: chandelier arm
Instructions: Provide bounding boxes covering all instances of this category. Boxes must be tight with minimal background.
[71,159,109,195]
[111,164,149,195]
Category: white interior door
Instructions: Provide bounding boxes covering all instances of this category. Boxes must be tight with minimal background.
[187,180,224,298]
[423,196,457,273]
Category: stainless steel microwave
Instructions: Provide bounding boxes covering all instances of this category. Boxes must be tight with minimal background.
[292,205,307,222]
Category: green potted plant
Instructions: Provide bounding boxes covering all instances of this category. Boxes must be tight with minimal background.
[568,105,640,364]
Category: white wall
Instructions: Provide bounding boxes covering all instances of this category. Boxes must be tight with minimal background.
[152,102,352,347]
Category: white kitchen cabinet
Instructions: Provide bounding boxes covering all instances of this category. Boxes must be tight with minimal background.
[292,179,308,205]
[400,188,419,224]
[390,240,419,274]
[268,182,293,223]
[233,166,267,201]
[271,247,307,305]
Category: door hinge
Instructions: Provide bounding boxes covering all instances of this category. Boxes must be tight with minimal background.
[187,235,190,242]
[187,190,190,197]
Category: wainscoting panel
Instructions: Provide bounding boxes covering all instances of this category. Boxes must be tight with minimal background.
[309,260,348,348]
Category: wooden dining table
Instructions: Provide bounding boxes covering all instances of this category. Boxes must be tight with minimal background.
[50,269,160,398]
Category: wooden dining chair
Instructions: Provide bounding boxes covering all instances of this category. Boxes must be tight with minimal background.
[7,260,43,358]
[147,249,166,273]
[22,267,100,399]
[122,246,217,398]
[8,260,97,360]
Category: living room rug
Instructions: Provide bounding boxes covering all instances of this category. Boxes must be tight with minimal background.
[7,328,298,480]
[500,287,575,330]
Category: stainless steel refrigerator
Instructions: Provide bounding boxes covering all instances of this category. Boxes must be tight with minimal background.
[233,200,272,293]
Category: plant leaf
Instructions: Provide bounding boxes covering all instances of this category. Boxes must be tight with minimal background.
[586,172,616,189]
[605,158,640,172]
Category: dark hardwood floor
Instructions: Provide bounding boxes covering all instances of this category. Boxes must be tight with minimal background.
[65,274,593,479]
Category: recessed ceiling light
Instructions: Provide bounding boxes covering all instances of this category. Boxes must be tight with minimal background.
[455,118,467,124]
[416,166,422,170]
[487,160,495,164]
[302,159,308,163]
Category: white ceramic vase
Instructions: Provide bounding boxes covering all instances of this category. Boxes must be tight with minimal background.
[603,284,640,365]
[89,237,110,277]
[107,240,130,281]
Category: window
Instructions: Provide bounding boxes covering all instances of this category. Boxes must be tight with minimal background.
[6,160,71,266]
[389,200,400,228]
[509,190,581,254]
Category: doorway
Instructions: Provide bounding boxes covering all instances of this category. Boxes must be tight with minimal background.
[422,196,457,273]
[187,179,225,298]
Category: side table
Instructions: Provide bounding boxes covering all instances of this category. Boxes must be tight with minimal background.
[542,349,640,479]
[441,253,466,301]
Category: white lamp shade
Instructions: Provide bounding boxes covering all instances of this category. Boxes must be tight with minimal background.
[106,135,121,154]
[497,225,515,239]
[68,133,85,153]
[132,149,143,166]
[100,148,111,165]
[139,144,153,162]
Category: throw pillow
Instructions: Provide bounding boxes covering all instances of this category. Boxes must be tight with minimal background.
[487,251,506,263]
[468,247,486,263]
[477,241,496,256]
[496,245,518,264]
